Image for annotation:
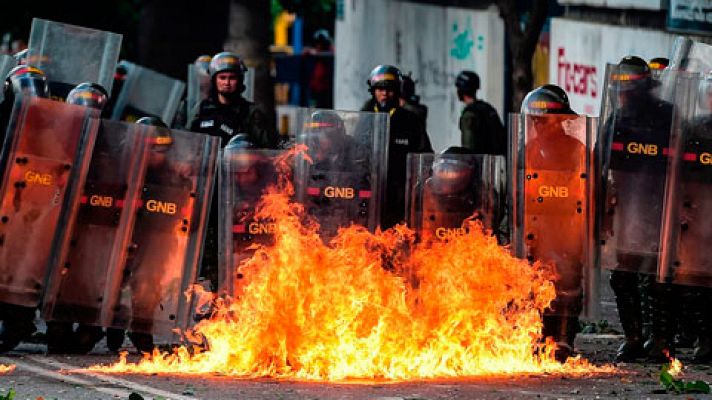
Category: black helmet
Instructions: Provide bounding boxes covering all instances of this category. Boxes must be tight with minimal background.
[430,147,475,195]
[611,56,652,92]
[226,133,255,150]
[209,52,247,80]
[13,49,27,65]
[5,65,48,98]
[228,134,265,174]
[455,70,480,94]
[137,116,173,150]
[649,57,669,71]
[401,72,418,102]
[66,82,108,110]
[539,84,569,105]
[312,29,332,48]
[302,110,346,158]
[304,110,345,135]
[114,64,129,82]
[367,64,401,93]
[136,116,168,128]
[522,84,574,115]
[194,55,212,75]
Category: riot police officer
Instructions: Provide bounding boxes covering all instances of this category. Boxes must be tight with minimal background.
[664,74,712,363]
[109,116,192,353]
[649,57,669,73]
[0,66,49,148]
[0,65,49,352]
[519,85,586,362]
[189,51,277,148]
[418,146,499,242]
[602,56,675,362]
[360,64,432,229]
[45,82,108,354]
[190,52,278,291]
[456,70,505,156]
[222,134,281,298]
[297,110,371,240]
[400,73,428,126]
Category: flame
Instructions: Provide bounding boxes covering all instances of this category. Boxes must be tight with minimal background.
[668,358,683,377]
[0,364,15,374]
[664,350,683,377]
[90,149,613,380]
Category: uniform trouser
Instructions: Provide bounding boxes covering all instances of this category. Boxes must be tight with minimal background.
[0,303,35,326]
[543,271,583,347]
[610,269,644,344]
[647,281,678,352]
[678,286,712,347]
[112,225,181,335]
[610,253,658,344]
[0,302,35,349]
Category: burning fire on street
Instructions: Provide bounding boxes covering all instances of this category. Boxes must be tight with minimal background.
[90,150,614,381]
[0,364,15,374]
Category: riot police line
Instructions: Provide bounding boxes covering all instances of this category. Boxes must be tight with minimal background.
[1,18,712,365]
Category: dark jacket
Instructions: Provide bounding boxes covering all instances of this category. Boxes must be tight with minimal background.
[361,98,433,229]
[190,96,277,149]
[460,100,506,155]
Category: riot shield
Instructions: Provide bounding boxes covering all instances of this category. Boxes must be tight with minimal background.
[510,112,598,318]
[669,37,712,75]
[406,152,506,243]
[218,148,282,298]
[597,65,677,276]
[42,120,148,325]
[105,126,219,337]
[27,18,121,101]
[0,55,16,104]
[294,109,388,241]
[243,68,255,102]
[110,61,186,125]
[186,64,211,127]
[276,105,303,147]
[0,97,99,307]
[658,72,712,287]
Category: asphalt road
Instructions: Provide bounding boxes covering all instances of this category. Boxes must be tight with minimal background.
[0,272,707,399]
[0,334,710,400]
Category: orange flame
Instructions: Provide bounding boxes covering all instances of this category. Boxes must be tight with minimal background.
[668,358,683,377]
[90,149,613,380]
[0,364,15,374]
[664,350,683,377]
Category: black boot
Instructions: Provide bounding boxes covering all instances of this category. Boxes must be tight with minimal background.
[610,270,646,362]
[106,328,125,352]
[0,305,36,353]
[646,282,677,362]
[543,315,578,362]
[46,321,76,354]
[128,331,154,354]
[687,287,712,363]
[74,325,104,354]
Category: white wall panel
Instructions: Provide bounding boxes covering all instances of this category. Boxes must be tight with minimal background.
[549,18,676,116]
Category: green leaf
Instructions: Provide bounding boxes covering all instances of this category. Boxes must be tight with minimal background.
[659,364,711,394]
[660,365,684,393]
[682,380,711,394]
[1,388,15,400]
[660,365,675,390]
